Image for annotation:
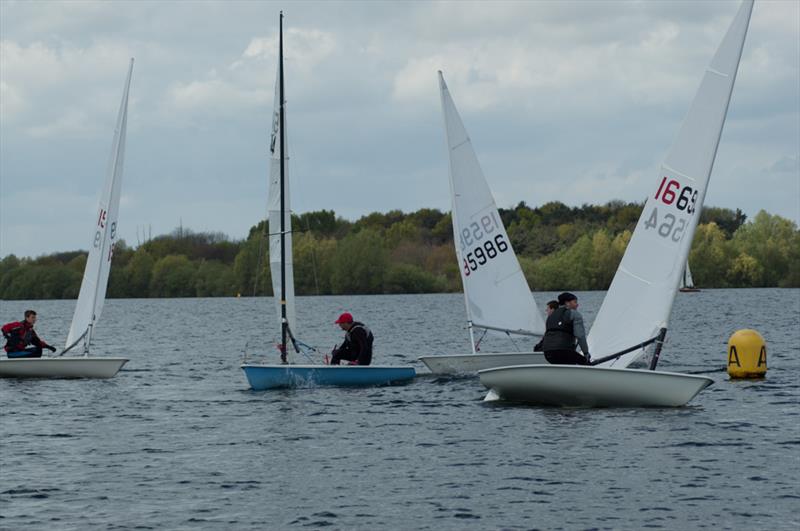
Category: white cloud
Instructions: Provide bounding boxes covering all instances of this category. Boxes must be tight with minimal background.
[0,0,797,257]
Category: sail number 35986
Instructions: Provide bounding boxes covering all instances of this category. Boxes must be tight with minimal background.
[463,235,509,276]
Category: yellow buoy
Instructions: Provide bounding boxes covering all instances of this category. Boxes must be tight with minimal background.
[727,329,767,378]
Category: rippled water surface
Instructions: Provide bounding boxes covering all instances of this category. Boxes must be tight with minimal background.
[2,289,799,529]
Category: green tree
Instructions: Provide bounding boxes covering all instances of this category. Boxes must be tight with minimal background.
[729,210,797,287]
[122,248,155,298]
[384,263,444,294]
[689,222,732,287]
[195,260,236,297]
[331,229,387,294]
[149,255,196,297]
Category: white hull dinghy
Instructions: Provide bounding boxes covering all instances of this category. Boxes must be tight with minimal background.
[481,366,713,407]
[239,14,414,390]
[421,352,545,376]
[1,60,134,380]
[481,0,753,406]
[0,358,129,379]
[418,73,546,375]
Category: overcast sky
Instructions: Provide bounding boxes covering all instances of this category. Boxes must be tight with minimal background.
[1,0,798,258]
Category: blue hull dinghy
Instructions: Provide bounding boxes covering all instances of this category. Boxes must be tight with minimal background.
[241,364,416,390]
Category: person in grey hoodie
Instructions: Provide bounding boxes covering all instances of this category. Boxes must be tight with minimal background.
[540,292,591,365]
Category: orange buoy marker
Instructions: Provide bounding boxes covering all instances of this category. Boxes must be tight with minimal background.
[727,329,767,378]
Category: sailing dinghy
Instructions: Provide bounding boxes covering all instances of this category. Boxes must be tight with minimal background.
[0,60,134,379]
[481,0,753,406]
[679,261,700,292]
[240,14,415,390]
[418,73,546,375]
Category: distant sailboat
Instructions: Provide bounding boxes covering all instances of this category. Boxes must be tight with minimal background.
[481,0,753,406]
[240,13,415,390]
[1,60,134,379]
[679,261,700,292]
[418,73,546,375]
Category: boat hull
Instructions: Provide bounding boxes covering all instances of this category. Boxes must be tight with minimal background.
[418,352,546,375]
[241,364,416,390]
[479,365,713,407]
[0,357,129,379]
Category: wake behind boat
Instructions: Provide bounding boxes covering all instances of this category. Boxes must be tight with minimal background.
[240,14,414,391]
[0,60,134,380]
[481,0,753,406]
[418,73,546,375]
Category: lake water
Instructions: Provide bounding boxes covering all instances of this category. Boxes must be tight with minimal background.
[1,289,798,529]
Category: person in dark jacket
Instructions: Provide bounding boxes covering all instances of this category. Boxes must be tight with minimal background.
[2,310,57,359]
[330,312,373,366]
[534,300,559,352]
[540,293,591,365]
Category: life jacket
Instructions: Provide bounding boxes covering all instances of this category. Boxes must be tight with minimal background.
[348,323,374,352]
[2,321,27,352]
[346,322,374,365]
[541,307,577,352]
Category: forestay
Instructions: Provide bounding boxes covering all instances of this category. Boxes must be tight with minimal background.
[438,72,545,338]
[267,62,298,339]
[65,59,134,354]
[588,0,753,367]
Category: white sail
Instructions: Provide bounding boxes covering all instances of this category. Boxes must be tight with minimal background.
[65,59,134,354]
[438,72,545,339]
[682,261,695,289]
[267,61,298,340]
[588,0,753,367]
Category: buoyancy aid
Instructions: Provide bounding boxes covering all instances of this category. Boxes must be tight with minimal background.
[345,322,374,365]
[2,321,27,352]
[540,307,577,352]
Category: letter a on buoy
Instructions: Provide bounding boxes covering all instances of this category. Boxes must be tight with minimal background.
[728,345,741,367]
[728,329,767,379]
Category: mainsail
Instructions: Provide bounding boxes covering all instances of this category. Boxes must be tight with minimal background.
[682,261,695,289]
[268,13,298,352]
[438,72,545,346]
[65,59,134,354]
[588,0,753,367]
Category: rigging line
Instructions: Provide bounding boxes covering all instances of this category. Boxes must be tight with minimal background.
[252,219,268,297]
[506,330,522,353]
[61,328,88,356]
[305,216,321,296]
[473,328,489,352]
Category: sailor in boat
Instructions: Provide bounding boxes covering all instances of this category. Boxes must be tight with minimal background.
[329,312,374,366]
[534,300,559,352]
[540,293,591,365]
[2,310,57,359]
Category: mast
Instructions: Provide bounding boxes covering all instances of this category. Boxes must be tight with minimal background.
[278,12,288,363]
[437,73,476,354]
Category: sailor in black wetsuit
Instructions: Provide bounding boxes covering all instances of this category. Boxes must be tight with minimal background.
[540,292,591,365]
[330,312,374,366]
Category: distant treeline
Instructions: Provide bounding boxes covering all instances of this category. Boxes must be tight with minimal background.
[1,202,798,300]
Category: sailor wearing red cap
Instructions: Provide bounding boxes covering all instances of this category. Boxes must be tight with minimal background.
[330,312,374,366]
